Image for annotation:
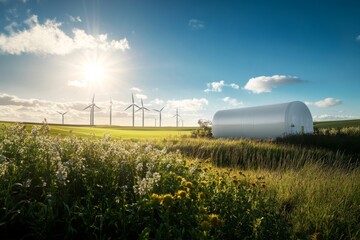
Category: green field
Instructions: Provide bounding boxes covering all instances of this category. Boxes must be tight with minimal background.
[1,119,359,139]
[314,119,360,128]
[0,120,359,239]
[0,121,196,139]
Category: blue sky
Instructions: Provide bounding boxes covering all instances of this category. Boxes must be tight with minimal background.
[0,0,359,126]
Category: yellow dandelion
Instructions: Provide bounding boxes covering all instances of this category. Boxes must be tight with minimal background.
[177,190,187,199]
[209,214,222,227]
[161,194,174,206]
[185,181,193,188]
[150,193,162,205]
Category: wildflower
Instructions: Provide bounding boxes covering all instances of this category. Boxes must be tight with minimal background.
[184,181,193,188]
[150,194,162,205]
[25,179,31,188]
[56,162,68,185]
[136,162,143,172]
[209,214,222,227]
[161,194,173,206]
[177,190,187,199]
[176,176,184,182]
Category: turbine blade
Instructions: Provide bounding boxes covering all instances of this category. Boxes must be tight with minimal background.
[83,105,92,110]
[124,105,132,111]
[64,111,68,115]
[141,99,144,107]
[92,94,95,103]
[153,109,160,112]
[135,108,142,113]
[132,93,134,103]
[160,106,165,111]
[134,104,140,109]
[94,105,100,109]
[57,111,62,114]
[144,107,150,111]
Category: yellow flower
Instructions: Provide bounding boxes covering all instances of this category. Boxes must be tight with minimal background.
[161,194,173,206]
[185,181,193,188]
[150,193,162,205]
[209,214,222,227]
[177,190,187,199]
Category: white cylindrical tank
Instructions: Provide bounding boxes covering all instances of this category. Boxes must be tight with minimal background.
[212,101,313,139]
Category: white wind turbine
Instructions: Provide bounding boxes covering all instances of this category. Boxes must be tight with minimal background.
[125,93,140,127]
[109,97,113,126]
[57,111,68,125]
[83,94,100,126]
[136,99,150,127]
[173,107,181,127]
[153,106,165,127]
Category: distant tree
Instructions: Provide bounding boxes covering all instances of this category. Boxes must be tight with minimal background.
[191,119,213,138]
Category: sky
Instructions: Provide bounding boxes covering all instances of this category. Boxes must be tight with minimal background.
[0,0,359,126]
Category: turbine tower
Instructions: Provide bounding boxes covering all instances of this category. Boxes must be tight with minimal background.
[57,111,68,125]
[153,106,165,127]
[125,93,140,127]
[83,94,100,126]
[136,99,149,127]
[109,97,113,126]
[173,108,181,127]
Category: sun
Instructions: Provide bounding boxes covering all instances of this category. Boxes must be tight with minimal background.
[83,63,105,85]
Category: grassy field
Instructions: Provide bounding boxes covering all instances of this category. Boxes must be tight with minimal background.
[0,120,359,239]
[0,121,196,139]
[314,119,360,128]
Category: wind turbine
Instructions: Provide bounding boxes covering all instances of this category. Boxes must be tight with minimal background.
[57,111,68,125]
[125,93,140,127]
[153,106,165,127]
[136,99,150,127]
[83,94,100,126]
[109,97,113,126]
[173,108,181,127]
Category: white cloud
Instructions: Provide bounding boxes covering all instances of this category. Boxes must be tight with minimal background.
[188,19,205,30]
[357,35,360,41]
[244,75,305,93]
[130,87,142,92]
[229,83,239,89]
[151,98,165,105]
[204,80,225,92]
[166,98,208,112]
[204,80,239,93]
[313,114,359,121]
[222,97,243,106]
[0,15,130,55]
[135,94,147,100]
[5,22,18,34]
[68,15,82,23]
[68,80,88,88]
[305,98,342,108]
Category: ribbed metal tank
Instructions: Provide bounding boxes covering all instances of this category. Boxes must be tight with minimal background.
[212,101,313,139]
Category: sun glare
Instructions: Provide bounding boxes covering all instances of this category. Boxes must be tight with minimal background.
[83,63,105,84]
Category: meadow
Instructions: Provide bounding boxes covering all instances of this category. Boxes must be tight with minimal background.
[0,121,359,239]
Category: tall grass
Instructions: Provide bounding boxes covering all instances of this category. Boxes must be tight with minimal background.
[0,124,288,239]
[0,123,359,239]
[153,137,358,170]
